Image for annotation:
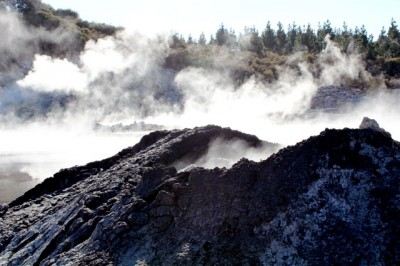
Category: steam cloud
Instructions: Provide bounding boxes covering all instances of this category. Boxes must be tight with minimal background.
[174,138,280,172]
[0,9,79,84]
[1,9,399,192]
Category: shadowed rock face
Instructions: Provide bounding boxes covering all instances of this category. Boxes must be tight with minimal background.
[0,125,399,265]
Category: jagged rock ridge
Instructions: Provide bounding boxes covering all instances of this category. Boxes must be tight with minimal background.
[0,125,399,265]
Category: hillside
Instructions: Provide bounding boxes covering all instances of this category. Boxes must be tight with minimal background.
[1,0,119,54]
[0,0,119,87]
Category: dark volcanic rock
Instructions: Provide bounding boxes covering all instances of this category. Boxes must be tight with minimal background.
[0,125,399,265]
[359,116,391,137]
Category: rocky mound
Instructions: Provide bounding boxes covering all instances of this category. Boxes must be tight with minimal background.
[0,125,399,265]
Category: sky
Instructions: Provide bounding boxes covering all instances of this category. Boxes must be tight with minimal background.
[40,0,400,40]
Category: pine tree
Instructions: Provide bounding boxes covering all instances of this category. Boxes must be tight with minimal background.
[169,33,186,49]
[209,34,216,45]
[286,23,298,52]
[276,22,287,53]
[261,21,276,51]
[216,24,229,46]
[227,29,237,47]
[322,20,334,38]
[294,26,304,51]
[376,27,390,57]
[387,19,400,57]
[316,22,326,51]
[248,28,264,55]
[338,22,352,52]
[303,24,318,52]
[198,33,207,45]
[388,19,400,41]
[353,25,370,52]
[187,35,194,45]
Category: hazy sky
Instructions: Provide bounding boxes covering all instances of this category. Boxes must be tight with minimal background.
[43,0,400,39]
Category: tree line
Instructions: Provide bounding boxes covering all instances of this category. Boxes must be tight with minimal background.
[172,20,400,59]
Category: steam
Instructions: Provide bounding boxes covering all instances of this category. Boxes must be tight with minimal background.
[317,36,372,86]
[1,9,400,200]
[174,138,279,171]
[0,9,78,84]
[18,55,87,92]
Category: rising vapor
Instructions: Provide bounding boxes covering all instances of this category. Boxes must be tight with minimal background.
[0,7,398,195]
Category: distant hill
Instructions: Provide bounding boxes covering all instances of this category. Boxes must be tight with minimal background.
[0,0,120,56]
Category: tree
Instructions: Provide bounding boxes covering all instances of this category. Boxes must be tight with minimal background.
[294,26,305,51]
[376,27,390,57]
[316,24,325,50]
[336,22,352,52]
[216,24,229,46]
[187,35,194,45]
[227,29,237,47]
[244,27,264,55]
[276,22,287,53]
[198,33,207,45]
[353,25,370,52]
[387,19,400,57]
[322,20,334,38]
[286,23,298,52]
[303,24,318,52]
[169,33,186,49]
[209,34,216,45]
[262,21,276,51]
[388,19,400,41]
